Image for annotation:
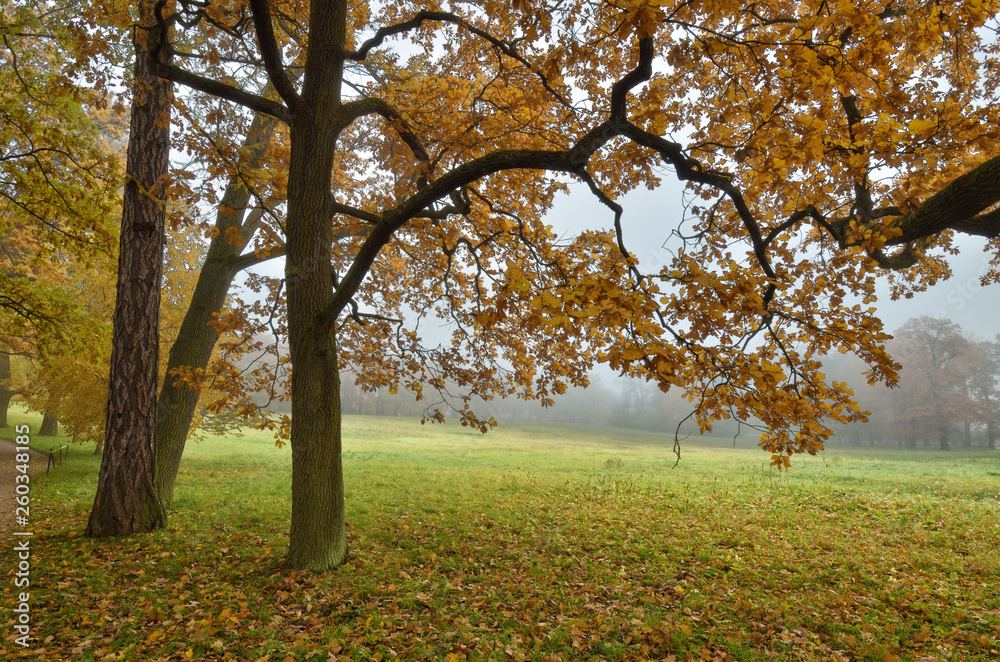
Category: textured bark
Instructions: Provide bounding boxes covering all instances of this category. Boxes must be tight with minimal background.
[153,259,235,503]
[286,322,347,569]
[0,353,13,429]
[86,1,169,537]
[39,413,58,436]
[285,113,348,569]
[282,0,349,570]
[889,154,1000,244]
[154,104,282,504]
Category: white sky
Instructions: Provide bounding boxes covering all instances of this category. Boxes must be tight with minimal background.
[544,181,1000,344]
[242,169,1000,371]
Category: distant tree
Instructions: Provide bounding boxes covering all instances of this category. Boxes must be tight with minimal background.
[889,317,975,451]
[0,352,15,428]
[967,339,1000,450]
[609,378,672,432]
[821,351,896,446]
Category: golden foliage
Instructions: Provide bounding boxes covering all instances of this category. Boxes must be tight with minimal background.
[87,0,1000,462]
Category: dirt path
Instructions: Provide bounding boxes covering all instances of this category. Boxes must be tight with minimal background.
[0,438,48,538]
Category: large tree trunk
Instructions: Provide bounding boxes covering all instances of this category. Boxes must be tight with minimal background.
[285,113,348,570]
[39,413,58,436]
[963,419,972,447]
[938,433,950,451]
[286,327,347,570]
[0,352,13,428]
[86,2,169,537]
[155,110,281,504]
[279,0,351,571]
[153,257,237,503]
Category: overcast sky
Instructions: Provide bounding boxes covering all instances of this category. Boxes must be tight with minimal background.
[246,175,999,384]
[544,180,1000,344]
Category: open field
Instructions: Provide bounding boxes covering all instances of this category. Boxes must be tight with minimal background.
[3,408,1000,661]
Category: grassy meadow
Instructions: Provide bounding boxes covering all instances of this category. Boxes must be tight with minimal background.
[3,407,1000,661]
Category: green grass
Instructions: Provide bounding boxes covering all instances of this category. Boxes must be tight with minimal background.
[3,407,1000,661]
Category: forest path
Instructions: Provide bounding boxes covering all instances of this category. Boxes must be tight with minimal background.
[0,438,48,539]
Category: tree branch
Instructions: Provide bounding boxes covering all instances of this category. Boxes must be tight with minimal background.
[330,200,381,225]
[336,97,431,184]
[153,61,291,124]
[313,32,765,334]
[231,244,285,273]
[152,0,291,123]
[345,10,573,110]
[619,120,779,307]
[887,154,1000,244]
[247,0,303,113]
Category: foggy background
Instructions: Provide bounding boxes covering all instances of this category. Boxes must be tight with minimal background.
[258,181,1000,450]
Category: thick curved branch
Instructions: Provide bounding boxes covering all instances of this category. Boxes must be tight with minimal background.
[606,35,779,298]
[576,169,641,283]
[330,200,381,225]
[231,245,284,272]
[610,37,654,121]
[763,205,825,248]
[153,60,291,124]
[620,120,779,306]
[336,97,431,185]
[887,154,1000,244]
[839,155,1000,271]
[314,31,789,333]
[152,0,291,123]
[868,244,920,270]
[315,127,619,334]
[247,0,302,112]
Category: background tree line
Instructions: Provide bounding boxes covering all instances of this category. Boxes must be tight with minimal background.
[6,311,996,451]
[826,316,999,450]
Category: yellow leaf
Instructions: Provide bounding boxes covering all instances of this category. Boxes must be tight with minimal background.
[907,117,936,135]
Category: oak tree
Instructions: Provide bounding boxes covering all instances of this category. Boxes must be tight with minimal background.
[153,99,288,504]
[889,317,974,450]
[144,0,1000,570]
